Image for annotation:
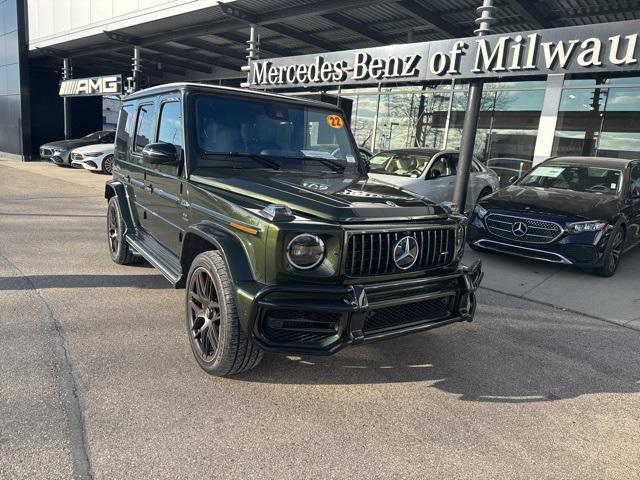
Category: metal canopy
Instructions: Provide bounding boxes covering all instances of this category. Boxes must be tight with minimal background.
[30,0,640,85]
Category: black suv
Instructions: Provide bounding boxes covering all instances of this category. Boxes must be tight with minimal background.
[105,83,482,376]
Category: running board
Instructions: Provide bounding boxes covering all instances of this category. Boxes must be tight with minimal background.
[126,232,182,286]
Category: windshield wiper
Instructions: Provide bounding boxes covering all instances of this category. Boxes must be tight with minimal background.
[297,156,346,173]
[200,151,280,170]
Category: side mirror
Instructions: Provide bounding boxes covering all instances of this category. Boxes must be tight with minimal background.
[428,168,442,179]
[508,175,519,185]
[142,143,178,166]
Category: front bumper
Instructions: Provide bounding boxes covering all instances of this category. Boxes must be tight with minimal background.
[239,261,483,355]
[468,215,607,266]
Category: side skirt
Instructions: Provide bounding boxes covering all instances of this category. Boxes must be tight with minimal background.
[125,231,183,286]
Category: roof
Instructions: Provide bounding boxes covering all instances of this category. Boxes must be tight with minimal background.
[546,156,637,168]
[29,1,640,84]
[124,82,338,109]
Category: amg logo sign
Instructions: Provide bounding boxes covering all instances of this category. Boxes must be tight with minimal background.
[59,75,122,97]
[247,20,640,89]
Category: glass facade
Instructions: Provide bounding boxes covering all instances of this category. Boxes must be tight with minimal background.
[0,0,28,158]
[338,81,546,162]
[332,76,640,165]
[553,80,640,159]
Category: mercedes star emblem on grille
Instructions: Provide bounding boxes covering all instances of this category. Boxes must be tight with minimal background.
[512,221,528,237]
[393,236,419,270]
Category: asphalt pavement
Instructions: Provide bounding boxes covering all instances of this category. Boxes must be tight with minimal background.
[1,159,639,479]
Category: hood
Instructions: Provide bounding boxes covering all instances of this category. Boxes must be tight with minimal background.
[482,185,621,221]
[190,170,447,223]
[71,143,114,154]
[42,139,98,150]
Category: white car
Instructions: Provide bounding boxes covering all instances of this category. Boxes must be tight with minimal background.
[367,148,500,210]
[70,143,115,174]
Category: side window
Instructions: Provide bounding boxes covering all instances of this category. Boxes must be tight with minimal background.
[134,103,156,154]
[151,101,183,175]
[115,104,135,157]
[431,154,457,177]
[157,102,183,150]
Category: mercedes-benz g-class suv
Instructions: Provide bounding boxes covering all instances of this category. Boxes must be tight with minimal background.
[105,83,483,376]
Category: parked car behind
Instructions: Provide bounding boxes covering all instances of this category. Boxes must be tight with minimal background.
[39,130,115,166]
[367,148,499,210]
[70,143,115,174]
[486,157,533,188]
[468,156,640,277]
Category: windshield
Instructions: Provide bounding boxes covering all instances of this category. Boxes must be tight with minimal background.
[191,94,359,173]
[82,131,105,141]
[369,152,433,177]
[519,164,623,194]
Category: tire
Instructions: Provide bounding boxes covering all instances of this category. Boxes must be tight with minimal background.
[185,251,263,376]
[592,226,625,277]
[102,155,114,175]
[107,196,141,265]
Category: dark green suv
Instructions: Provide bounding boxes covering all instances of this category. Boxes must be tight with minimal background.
[105,83,483,376]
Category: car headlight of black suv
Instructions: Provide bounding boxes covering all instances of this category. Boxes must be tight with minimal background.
[566,220,607,234]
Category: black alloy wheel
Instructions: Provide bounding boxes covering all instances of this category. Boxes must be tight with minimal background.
[188,267,221,362]
[594,227,625,277]
[102,155,114,175]
[106,196,141,265]
[185,251,263,376]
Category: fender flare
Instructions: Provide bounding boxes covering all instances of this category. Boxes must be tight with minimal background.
[105,180,134,232]
[181,223,255,284]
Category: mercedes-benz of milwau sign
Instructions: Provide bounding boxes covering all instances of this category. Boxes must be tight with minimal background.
[247,20,640,89]
[59,74,123,97]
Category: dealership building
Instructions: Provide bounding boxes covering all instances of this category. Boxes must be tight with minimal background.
[1,0,640,165]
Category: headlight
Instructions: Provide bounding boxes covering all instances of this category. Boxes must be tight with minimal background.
[286,234,325,270]
[83,152,103,157]
[474,204,488,219]
[566,221,607,234]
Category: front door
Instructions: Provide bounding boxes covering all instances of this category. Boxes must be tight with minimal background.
[626,163,640,249]
[140,98,187,254]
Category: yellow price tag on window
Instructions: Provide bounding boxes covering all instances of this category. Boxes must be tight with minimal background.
[326,115,344,128]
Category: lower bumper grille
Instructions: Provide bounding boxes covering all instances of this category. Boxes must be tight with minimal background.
[363,297,453,333]
[485,213,562,244]
[41,148,53,157]
[262,310,340,345]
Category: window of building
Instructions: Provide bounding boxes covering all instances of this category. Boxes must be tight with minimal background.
[553,85,640,159]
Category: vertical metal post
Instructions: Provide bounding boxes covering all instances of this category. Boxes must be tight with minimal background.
[132,46,142,93]
[241,24,260,88]
[62,58,72,139]
[452,0,495,212]
[371,83,382,151]
[442,78,456,149]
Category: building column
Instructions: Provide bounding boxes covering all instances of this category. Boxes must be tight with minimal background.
[532,74,564,165]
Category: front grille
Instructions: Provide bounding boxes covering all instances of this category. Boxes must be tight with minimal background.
[71,153,83,161]
[345,228,455,276]
[485,213,562,244]
[364,297,453,332]
[262,310,340,345]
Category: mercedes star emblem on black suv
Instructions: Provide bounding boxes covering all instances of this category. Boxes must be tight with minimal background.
[393,236,419,270]
[512,221,528,237]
